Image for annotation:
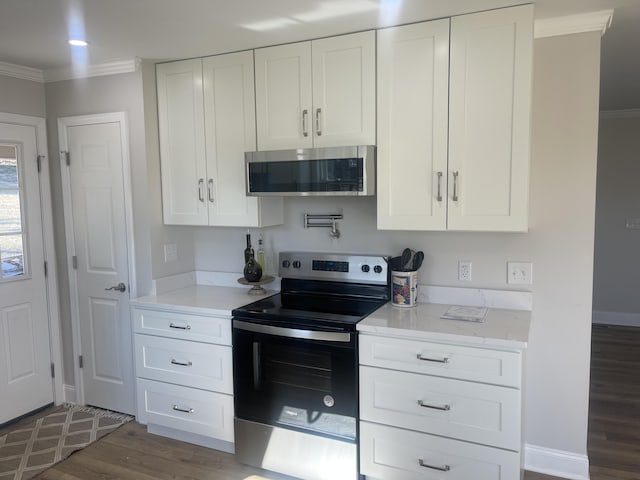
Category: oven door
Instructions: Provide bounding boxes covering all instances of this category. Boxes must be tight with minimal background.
[232,319,358,442]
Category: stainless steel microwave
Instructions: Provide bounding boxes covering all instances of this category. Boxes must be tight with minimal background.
[245,145,375,196]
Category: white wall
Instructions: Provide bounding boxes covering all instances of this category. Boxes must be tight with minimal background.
[592,114,640,326]
[0,75,46,117]
[190,31,601,470]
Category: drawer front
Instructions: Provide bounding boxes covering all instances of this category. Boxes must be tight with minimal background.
[132,308,231,345]
[360,422,520,480]
[136,378,234,442]
[359,334,521,387]
[360,366,520,450]
[135,334,232,394]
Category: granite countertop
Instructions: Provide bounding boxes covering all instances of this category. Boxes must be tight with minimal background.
[131,285,272,317]
[358,302,531,349]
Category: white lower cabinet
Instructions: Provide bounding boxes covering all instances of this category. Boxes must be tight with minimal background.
[133,306,234,452]
[359,334,524,479]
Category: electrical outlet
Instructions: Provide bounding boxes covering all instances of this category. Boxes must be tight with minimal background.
[458,261,472,281]
[507,261,532,285]
[164,243,177,262]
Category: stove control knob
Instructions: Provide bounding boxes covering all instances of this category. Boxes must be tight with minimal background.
[361,264,370,273]
[292,260,302,269]
[373,265,383,274]
[282,260,291,268]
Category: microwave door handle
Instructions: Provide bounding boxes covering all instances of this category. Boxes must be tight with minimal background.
[234,320,351,343]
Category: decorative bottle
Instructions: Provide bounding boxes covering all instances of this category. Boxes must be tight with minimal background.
[243,230,253,264]
[256,234,266,272]
[243,252,263,282]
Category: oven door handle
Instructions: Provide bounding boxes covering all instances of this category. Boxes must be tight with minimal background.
[233,320,352,343]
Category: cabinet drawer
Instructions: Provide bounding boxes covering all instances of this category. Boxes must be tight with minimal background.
[360,421,520,480]
[132,308,231,345]
[359,335,521,387]
[360,366,520,450]
[136,378,234,443]
[135,334,232,394]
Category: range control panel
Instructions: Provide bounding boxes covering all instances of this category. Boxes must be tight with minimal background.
[279,251,389,285]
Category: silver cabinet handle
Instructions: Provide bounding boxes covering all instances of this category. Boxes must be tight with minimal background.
[452,171,459,202]
[419,459,450,472]
[417,353,449,363]
[198,178,205,202]
[302,109,309,137]
[105,282,126,292]
[315,108,322,136]
[418,399,451,411]
[207,178,214,203]
[171,359,193,367]
[172,405,194,414]
[436,171,443,202]
[169,323,191,330]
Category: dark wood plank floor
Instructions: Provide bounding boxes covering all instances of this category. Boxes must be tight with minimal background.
[21,324,640,480]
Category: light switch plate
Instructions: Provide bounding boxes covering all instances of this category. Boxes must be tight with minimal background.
[164,243,177,262]
[507,261,532,285]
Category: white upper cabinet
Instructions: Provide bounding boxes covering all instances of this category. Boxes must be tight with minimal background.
[377,19,450,230]
[157,59,208,225]
[255,31,376,150]
[203,51,283,227]
[157,54,283,227]
[377,5,533,232]
[448,5,533,231]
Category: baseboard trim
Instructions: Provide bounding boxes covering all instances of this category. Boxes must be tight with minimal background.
[525,444,590,480]
[63,384,77,404]
[592,310,640,327]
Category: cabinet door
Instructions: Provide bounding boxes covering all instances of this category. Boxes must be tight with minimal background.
[376,20,450,230]
[157,59,208,225]
[255,42,313,150]
[311,31,376,147]
[448,5,533,231]
[203,51,283,227]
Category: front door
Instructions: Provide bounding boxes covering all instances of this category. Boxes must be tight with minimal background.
[0,122,53,423]
[58,113,135,415]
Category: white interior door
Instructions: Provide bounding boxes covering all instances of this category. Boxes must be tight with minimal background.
[59,113,135,415]
[0,122,53,423]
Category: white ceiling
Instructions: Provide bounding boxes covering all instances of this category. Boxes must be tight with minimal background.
[0,0,637,111]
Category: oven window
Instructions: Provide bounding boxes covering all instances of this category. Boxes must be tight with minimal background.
[233,327,358,441]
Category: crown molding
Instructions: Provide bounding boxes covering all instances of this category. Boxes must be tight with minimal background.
[43,57,142,83]
[0,61,45,83]
[535,9,613,39]
[600,109,640,119]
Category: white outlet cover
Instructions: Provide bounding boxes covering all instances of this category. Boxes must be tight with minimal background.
[458,261,472,281]
[507,261,532,285]
[164,243,178,262]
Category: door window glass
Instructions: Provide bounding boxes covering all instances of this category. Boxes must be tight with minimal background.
[0,145,25,279]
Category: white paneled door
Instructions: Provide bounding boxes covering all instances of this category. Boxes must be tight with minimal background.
[0,122,53,423]
[59,113,135,415]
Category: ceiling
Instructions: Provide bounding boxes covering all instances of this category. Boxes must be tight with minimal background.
[0,0,637,111]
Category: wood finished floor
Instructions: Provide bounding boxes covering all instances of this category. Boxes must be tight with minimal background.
[12,324,638,480]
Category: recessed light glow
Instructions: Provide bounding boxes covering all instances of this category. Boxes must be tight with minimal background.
[68,39,88,47]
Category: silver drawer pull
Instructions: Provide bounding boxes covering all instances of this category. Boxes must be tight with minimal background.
[172,405,194,414]
[416,354,449,363]
[171,359,193,367]
[169,323,191,330]
[418,399,451,411]
[419,459,450,472]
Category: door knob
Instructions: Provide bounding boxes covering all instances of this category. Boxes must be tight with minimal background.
[105,282,127,293]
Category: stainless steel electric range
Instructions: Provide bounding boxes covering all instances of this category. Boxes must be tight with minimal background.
[231,251,390,480]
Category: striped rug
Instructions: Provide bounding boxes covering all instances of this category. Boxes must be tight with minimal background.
[0,404,132,480]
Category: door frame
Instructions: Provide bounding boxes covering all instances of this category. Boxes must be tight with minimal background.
[0,111,64,405]
[58,112,137,406]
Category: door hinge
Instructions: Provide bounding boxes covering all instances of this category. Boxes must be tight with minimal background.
[72,255,78,269]
[51,363,55,378]
[79,355,84,368]
[37,155,44,173]
[44,261,48,277]
[62,151,70,166]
